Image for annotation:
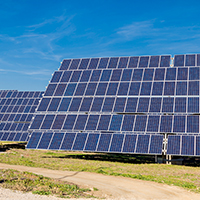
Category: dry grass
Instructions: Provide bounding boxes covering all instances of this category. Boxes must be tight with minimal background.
[0,149,200,193]
[0,169,95,198]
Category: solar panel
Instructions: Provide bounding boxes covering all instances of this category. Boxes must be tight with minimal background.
[167,135,198,156]
[0,90,43,142]
[26,54,200,156]
[27,132,163,155]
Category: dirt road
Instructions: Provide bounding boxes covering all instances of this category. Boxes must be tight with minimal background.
[0,163,200,200]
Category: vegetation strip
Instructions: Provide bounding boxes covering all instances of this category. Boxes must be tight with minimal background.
[0,169,95,198]
[0,149,200,193]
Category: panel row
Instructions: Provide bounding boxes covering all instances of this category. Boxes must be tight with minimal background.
[0,122,30,132]
[167,135,200,156]
[27,132,163,154]
[0,98,40,107]
[0,113,33,122]
[0,91,43,98]
[38,97,200,114]
[30,114,200,134]
[59,56,171,71]
[45,80,200,98]
[51,67,200,84]
[0,105,37,114]
[174,54,200,67]
[0,131,29,142]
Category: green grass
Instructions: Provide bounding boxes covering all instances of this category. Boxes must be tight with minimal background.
[0,169,95,198]
[0,149,200,193]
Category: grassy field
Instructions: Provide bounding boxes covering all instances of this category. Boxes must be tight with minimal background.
[0,148,200,194]
[0,168,95,198]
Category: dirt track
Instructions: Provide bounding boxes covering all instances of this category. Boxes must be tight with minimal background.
[0,163,200,200]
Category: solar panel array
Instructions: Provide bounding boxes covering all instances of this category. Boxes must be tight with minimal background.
[0,90,43,142]
[26,54,200,156]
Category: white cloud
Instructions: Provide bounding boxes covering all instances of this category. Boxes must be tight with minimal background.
[0,67,51,76]
[0,13,76,62]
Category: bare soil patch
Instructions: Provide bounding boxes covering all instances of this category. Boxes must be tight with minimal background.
[1,163,200,200]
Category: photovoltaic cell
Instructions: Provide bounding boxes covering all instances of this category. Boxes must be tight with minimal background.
[149,98,161,112]
[72,133,87,150]
[149,56,159,68]
[188,81,199,95]
[181,135,194,155]
[69,59,80,69]
[109,115,123,131]
[60,132,76,150]
[174,55,184,66]
[60,60,71,70]
[122,134,137,153]
[188,97,199,113]
[109,134,124,152]
[143,69,154,80]
[154,68,165,80]
[152,82,163,95]
[97,134,112,152]
[187,116,199,133]
[125,98,138,112]
[106,83,118,95]
[160,56,170,67]
[41,115,55,129]
[26,132,43,149]
[137,98,149,112]
[60,71,72,82]
[134,115,147,131]
[98,58,109,69]
[97,115,111,130]
[140,82,152,95]
[177,68,188,80]
[132,69,143,81]
[108,57,119,68]
[49,132,64,150]
[58,98,71,111]
[160,116,172,132]
[185,55,195,66]
[121,115,135,131]
[85,115,99,130]
[51,71,62,83]
[114,98,126,112]
[54,84,66,96]
[135,134,150,154]
[84,133,100,151]
[176,82,187,95]
[88,58,99,69]
[91,97,103,111]
[80,97,93,111]
[149,135,163,154]
[128,57,138,68]
[139,56,149,68]
[79,59,89,69]
[118,57,129,68]
[37,132,53,149]
[147,116,160,132]
[74,115,87,130]
[129,82,140,95]
[173,116,185,133]
[167,135,181,155]
[189,67,199,80]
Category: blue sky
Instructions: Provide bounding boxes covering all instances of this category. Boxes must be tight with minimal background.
[0,0,200,91]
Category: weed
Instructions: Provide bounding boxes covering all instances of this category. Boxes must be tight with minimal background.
[0,169,95,198]
[0,149,200,193]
